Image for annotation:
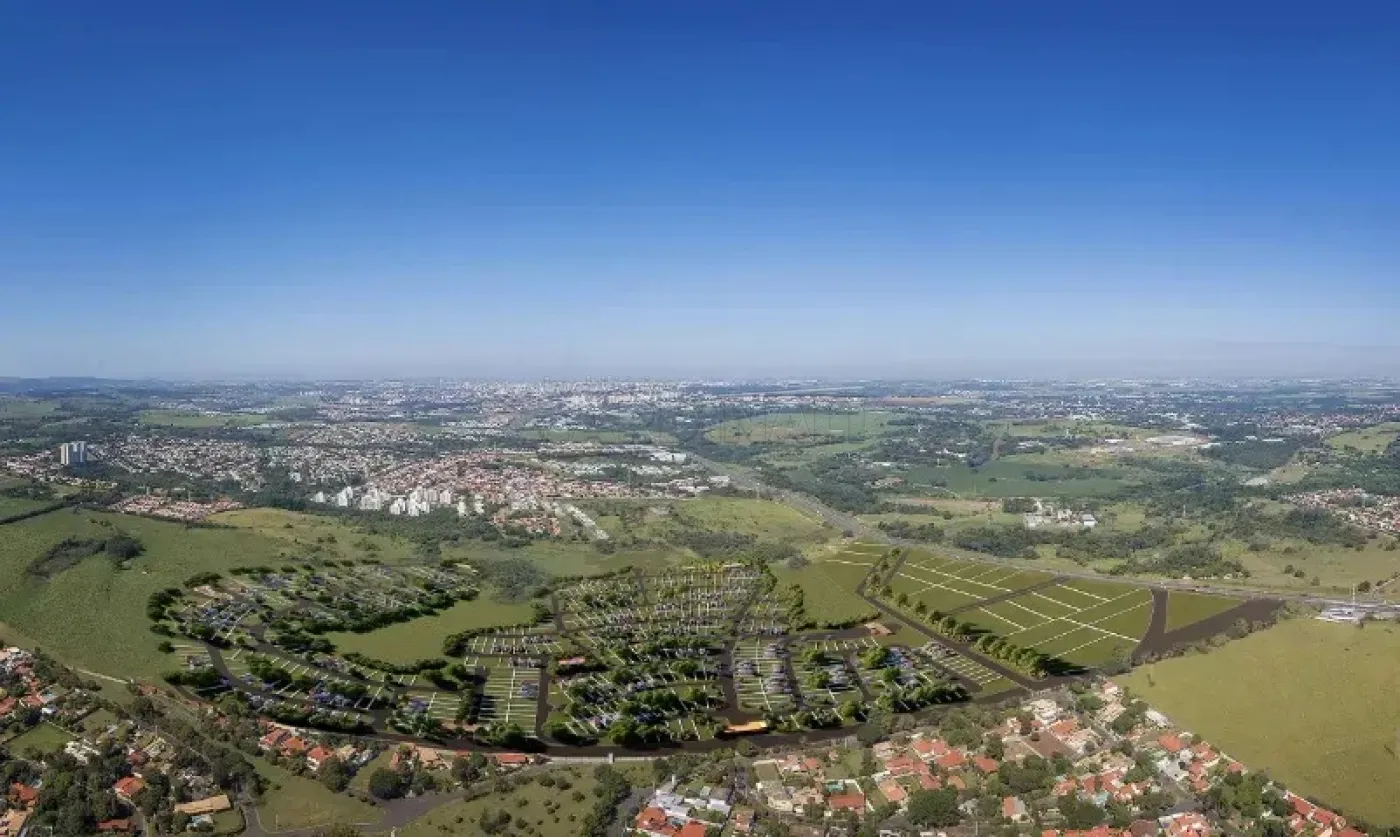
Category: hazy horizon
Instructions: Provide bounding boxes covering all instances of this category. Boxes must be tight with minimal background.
[4,2,1397,380]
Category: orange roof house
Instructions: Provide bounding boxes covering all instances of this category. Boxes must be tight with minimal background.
[112,776,145,801]
[828,792,866,813]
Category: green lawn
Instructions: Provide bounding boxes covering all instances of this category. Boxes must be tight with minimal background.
[253,757,380,831]
[3,722,75,755]
[0,509,304,681]
[329,593,537,663]
[1121,617,1400,826]
[770,556,879,626]
[1163,591,1244,632]
[212,507,429,564]
[138,409,268,428]
[399,767,601,837]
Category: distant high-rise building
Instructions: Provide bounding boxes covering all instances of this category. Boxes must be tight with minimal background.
[59,441,88,466]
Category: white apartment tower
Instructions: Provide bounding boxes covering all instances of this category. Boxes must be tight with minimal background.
[59,441,88,466]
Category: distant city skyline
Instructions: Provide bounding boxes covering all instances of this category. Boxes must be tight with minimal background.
[3,2,1397,379]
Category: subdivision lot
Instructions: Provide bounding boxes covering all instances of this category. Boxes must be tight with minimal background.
[978,584,1154,667]
[1121,618,1400,827]
[1163,591,1244,632]
[886,552,1055,615]
[476,666,541,726]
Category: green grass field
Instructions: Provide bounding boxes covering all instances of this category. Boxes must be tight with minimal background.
[253,757,380,831]
[212,507,428,564]
[1327,422,1400,454]
[591,496,833,543]
[0,496,54,519]
[1163,591,1243,632]
[3,722,75,755]
[138,409,268,428]
[703,411,892,447]
[1121,617,1400,826]
[0,509,302,681]
[770,554,880,626]
[398,767,600,837]
[903,460,1139,499]
[0,399,61,419]
[329,593,537,663]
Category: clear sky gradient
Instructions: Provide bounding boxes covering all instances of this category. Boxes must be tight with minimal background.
[2,1,1397,379]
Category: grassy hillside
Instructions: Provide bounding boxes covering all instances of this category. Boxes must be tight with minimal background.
[1121,617,1400,826]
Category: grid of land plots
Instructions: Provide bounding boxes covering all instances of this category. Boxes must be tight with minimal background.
[883,552,1057,615]
[731,639,797,714]
[960,579,1154,666]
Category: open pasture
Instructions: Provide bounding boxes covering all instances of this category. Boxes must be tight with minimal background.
[703,410,892,447]
[1122,618,1400,827]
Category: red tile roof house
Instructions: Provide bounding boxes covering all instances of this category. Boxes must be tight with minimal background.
[677,823,707,837]
[495,753,531,768]
[0,698,16,718]
[258,728,290,751]
[879,781,908,806]
[1003,796,1029,823]
[827,792,867,816]
[113,776,146,803]
[920,774,943,791]
[279,737,309,757]
[1157,734,1188,756]
[8,783,38,808]
[912,737,951,760]
[885,756,921,778]
[935,750,966,770]
[973,755,1000,774]
[305,746,334,772]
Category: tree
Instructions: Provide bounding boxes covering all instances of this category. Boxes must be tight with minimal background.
[367,768,406,800]
[1058,794,1105,829]
[907,788,961,828]
[319,757,350,792]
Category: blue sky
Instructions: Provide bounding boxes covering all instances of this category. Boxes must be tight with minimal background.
[2,1,1397,379]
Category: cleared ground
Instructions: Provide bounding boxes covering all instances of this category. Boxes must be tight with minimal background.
[1121,617,1400,826]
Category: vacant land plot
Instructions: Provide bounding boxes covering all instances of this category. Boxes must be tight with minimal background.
[1327,422,1400,454]
[399,768,600,837]
[0,496,54,519]
[904,460,1138,499]
[253,757,380,831]
[988,583,1154,667]
[1121,618,1400,826]
[0,509,298,681]
[3,722,75,754]
[887,551,1055,616]
[212,507,422,563]
[138,409,268,428]
[771,557,879,626]
[1163,591,1243,632]
[704,411,892,447]
[0,399,61,419]
[329,595,535,663]
[589,496,834,551]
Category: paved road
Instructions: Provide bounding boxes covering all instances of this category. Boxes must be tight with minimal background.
[696,454,1380,610]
